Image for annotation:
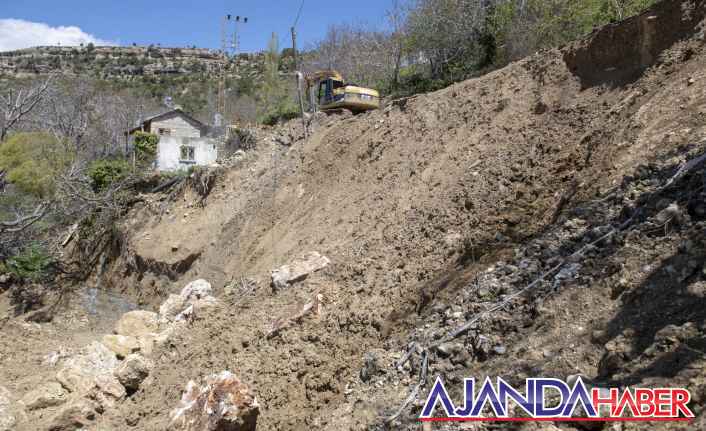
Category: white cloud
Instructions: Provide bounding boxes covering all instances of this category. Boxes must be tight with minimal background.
[0,19,116,52]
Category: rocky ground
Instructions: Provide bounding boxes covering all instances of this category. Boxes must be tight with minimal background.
[2,0,706,430]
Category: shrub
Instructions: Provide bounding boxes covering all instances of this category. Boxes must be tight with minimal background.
[133,131,159,162]
[6,243,54,282]
[87,158,131,192]
[258,102,300,126]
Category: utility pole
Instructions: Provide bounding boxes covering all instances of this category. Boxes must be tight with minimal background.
[217,14,248,127]
[216,14,230,127]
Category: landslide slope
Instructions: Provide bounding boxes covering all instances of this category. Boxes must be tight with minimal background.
[67,0,706,429]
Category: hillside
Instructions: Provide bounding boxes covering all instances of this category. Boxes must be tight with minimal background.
[2,0,706,430]
[0,45,274,80]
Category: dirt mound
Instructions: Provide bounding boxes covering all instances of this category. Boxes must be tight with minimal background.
[4,0,706,430]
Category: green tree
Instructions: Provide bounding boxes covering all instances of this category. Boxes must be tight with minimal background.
[258,33,298,125]
[0,133,69,198]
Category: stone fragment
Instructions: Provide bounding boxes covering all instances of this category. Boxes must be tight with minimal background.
[56,342,119,394]
[655,202,685,225]
[21,382,67,411]
[359,352,380,383]
[102,334,140,358]
[170,371,259,431]
[137,333,157,357]
[159,294,186,324]
[115,310,159,338]
[114,354,153,391]
[180,279,213,300]
[90,374,126,409]
[271,251,330,291]
[0,386,16,431]
[47,397,98,431]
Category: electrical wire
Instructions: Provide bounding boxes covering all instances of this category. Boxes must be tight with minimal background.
[293,0,305,28]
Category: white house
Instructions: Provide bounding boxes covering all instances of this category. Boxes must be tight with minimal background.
[129,109,218,171]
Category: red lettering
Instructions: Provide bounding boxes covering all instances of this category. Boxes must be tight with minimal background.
[591,388,618,417]
[653,389,671,417]
[635,389,656,416]
[614,389,639,417]
[671,389,695,418]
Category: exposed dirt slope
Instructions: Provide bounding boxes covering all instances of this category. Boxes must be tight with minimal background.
[4,0,706,430]
[104,1,706,429]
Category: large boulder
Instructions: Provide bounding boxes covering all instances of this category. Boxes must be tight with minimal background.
[115,310,159,338]
[271,251,330,291]
[55,342,125,410]
[21,382,67,411]
[114,354,153,391]
[56,342,119,394]
[169,371,259,431]
[102,334,140,358]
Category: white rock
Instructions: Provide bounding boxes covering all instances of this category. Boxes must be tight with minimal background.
[169,371,259,431]
[91,374,126,409]
[56,342,119,394]
[115,310,159,338]
[137,333,157,357]
[21,382,67,411]
[271,252,330,291]
[54,342,126,409]
[179,279,212,300]
[102,334,140,358]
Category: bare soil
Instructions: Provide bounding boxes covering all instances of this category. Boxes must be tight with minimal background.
[3,0,706,430]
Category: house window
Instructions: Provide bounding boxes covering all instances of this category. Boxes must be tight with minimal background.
[180,145,195,162]
[158,128,171,136]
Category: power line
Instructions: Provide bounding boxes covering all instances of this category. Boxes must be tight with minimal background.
[293,0,305,28]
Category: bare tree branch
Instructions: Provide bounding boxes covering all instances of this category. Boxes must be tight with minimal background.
[0,203,48,234]
[0,75,53,141]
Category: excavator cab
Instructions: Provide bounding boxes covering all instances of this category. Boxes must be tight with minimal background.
[317,78,346,106]
[307,70,379,113]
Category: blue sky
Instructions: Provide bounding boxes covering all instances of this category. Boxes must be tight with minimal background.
[1,0,394,52]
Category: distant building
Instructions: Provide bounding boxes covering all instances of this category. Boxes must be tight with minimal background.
[128,109,218,171]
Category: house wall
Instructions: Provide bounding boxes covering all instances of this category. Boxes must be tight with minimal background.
[149,114,202,138]
[156,136,218,171]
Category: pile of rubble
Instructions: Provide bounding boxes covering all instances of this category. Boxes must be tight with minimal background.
[5,279,256,431]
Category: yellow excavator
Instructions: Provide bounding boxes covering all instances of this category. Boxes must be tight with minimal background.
[305,70,380,113]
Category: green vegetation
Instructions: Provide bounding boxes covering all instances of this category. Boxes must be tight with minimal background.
[0,133,69,198]
[6,242,54,282]
[310,0,659,99]
[258,33,298,125]
[87,158,131,192]
[133,131,159,161]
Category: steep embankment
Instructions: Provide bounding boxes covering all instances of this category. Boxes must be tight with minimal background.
[4,0,706,430]
[108,1,706,429]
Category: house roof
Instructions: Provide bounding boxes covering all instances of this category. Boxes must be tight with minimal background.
[127,108,206,135]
